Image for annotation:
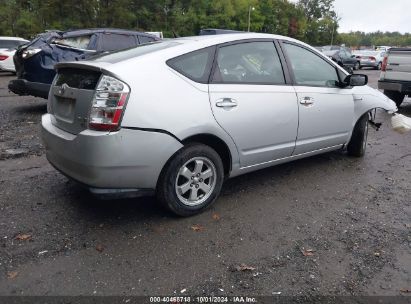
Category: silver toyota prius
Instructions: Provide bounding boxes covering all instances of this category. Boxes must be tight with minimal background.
[41,33,397,216]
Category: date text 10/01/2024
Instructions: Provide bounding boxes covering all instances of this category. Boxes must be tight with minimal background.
[149,296,257,303]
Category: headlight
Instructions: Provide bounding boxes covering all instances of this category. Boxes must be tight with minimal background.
[22,48,41,59]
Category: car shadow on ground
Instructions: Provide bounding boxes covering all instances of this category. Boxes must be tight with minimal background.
[62,149,349,222]
[15,102,47,114]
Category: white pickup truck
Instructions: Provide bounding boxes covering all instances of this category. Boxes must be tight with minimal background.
[378,48,411,107]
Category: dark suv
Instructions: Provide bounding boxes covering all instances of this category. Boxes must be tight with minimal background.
[323,46,360,71]
[9,28,159,99]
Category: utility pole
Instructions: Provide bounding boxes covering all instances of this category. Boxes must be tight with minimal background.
[247,6,255,32]
[330,13,341,46]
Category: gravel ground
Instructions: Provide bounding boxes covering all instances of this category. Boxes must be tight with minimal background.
[0,69,410,300]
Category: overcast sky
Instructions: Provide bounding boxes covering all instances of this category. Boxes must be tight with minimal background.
[290,0,411,33]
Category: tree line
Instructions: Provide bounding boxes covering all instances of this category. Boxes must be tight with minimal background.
[338,31,411,48]
[0,0,409,47]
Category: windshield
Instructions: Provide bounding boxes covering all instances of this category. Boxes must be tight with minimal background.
[92,41,181,63]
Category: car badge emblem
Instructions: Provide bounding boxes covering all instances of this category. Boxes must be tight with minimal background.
[59,83,69,94]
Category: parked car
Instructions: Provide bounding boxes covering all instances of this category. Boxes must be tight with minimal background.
[379,47,411,107]
[353,50,385,70]
[0,36,28,51]
[41,33,397,216]
[323,48,360,70]
[376,46,391,52]
[0,37,29,72]
[8,29,159,99]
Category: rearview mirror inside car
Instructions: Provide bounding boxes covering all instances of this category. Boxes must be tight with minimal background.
[346,74,368,86]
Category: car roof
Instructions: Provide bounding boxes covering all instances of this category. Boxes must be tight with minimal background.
[58,32,348,78]
[60,28,156,38]
[86,33,320,66]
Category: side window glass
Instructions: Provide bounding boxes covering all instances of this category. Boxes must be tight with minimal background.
[100,34,136,51]
[167,47,214,83]
[213,41,285,84]
[138,36,156,44]
[283,43,340,87]
[52,35,91,49]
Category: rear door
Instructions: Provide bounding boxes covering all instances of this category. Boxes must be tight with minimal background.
[209,40,298,167]
[281,42,354,155]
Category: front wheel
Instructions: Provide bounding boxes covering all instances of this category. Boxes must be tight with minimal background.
[156,143,224,216]
[347,114,369,157]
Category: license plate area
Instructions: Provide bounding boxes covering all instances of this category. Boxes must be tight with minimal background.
[54,96,76,123]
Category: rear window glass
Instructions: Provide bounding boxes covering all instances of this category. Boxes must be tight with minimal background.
[53,35,91,49]
[55,68,101,90]
[100,33,137,51]
[92,41,181,63]
[167,47,215,83]
[0,40,26,49]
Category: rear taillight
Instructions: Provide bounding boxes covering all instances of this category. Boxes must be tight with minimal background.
[88,75,130,132]
[381,56,388,71]
[369,56,376,61]
[0,55,8,61]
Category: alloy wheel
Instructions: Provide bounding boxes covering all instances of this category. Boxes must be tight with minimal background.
[175,157,217,206]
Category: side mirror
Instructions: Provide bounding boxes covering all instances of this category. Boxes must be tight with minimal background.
[345,74,368,86]
[351,55,356,58]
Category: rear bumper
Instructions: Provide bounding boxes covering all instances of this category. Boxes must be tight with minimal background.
[360,61,378,68]
[8,79,50,99]
[378,80,411,93]
[41,114,183,193]
[0,63,15,72]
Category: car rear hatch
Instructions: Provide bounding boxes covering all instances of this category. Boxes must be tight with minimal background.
[49,66,102,134]
[49,62,131,135]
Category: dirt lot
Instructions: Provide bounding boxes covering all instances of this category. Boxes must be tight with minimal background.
[0,69,410,300]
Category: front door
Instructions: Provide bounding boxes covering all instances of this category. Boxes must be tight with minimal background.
[281,42,354,155]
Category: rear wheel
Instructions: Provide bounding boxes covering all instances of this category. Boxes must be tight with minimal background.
[347,114,369,157]
[376,62,382,70]
[156,143,224,216]
[384,90,405,107]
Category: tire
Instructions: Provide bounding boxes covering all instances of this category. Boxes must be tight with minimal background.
[347,114,369,157]
[156,143,224,217]
[376,62,382,70]
[383,90,405,107]
[354,62,360,70]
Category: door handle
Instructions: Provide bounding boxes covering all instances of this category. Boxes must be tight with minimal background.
[300,97,314,106]
[216,98,238,108]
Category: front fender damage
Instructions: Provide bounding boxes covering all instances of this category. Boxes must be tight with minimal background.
[352,85,411,134]
[351,85,397,129]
